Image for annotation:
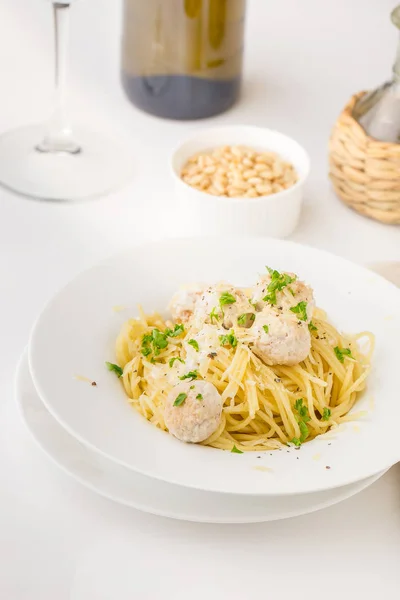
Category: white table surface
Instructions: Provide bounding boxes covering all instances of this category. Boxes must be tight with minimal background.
[1,0,400,598]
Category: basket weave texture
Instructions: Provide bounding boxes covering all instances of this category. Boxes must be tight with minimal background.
[329,92,400,225]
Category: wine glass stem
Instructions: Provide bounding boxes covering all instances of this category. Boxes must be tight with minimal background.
[37,2,80,154]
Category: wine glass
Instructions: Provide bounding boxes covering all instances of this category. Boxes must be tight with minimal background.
[0,1,133,201]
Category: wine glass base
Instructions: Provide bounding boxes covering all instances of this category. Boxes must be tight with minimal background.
[0,124,134,201]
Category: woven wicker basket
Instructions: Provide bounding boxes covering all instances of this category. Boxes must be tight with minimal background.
[329,92,400,225]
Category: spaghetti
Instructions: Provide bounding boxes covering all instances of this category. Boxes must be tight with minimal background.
[114,306,373,452]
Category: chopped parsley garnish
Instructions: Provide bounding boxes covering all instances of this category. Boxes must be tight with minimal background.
[141,334,153,357]
[298,420,309,442]
[334,346,354,363]
[292,398,310,445]
[152,329,169,349]
[105,362,123,378]
[209,306,220,323]
[308,321,317,332]
[294,398,310,421]
[219,292,236,307]
[141,325,184,359]
[141,328,169,358]
[231,445,243,454]
[263,267,296,305]
[219,331,238,348]
[169,356,185,368]
[173,393,187,407]
[237,313,255,327]
[188,339,199,352]
[290,301,308,321]
[322,407,331,421]
[288,288,295,296]
[237,313,247,326]
[196,393,203,400]
[262,325,269,334]
[190,385,195,389]
[165,323,185,338]
[179,370,198,381]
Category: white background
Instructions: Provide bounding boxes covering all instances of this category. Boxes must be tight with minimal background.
[1,0,400,598]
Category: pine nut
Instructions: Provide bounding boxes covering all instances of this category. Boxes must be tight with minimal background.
[208,186,222,196]
[231,146,243,158]
[273,162,284,177]
[232,180,250,191]
[256,183,272,195]
[214,180,227,194]
[260,169,274,180]
[243,169,257,179]
[228,188,244,197]
[261,152,277,162]
[188,174,204,185]
[244,187,258,197]
[199,177,211,189]
[230,167,242,180]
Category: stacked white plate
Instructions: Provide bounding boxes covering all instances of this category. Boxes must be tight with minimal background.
[16,238,400,523]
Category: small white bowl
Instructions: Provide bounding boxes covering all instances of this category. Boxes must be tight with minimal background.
[170,125,310,238]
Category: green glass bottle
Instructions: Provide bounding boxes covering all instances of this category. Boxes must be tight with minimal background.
[121,0,246,120]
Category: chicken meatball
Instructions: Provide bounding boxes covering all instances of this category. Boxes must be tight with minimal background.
[194,283,252,329]
[164,380,223,443]
[252,271,315,321]
[250,309,311,366]
[168,283,205,324]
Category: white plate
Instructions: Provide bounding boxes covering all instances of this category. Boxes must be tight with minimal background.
[16,349,387,523]
[29,237,400,496]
